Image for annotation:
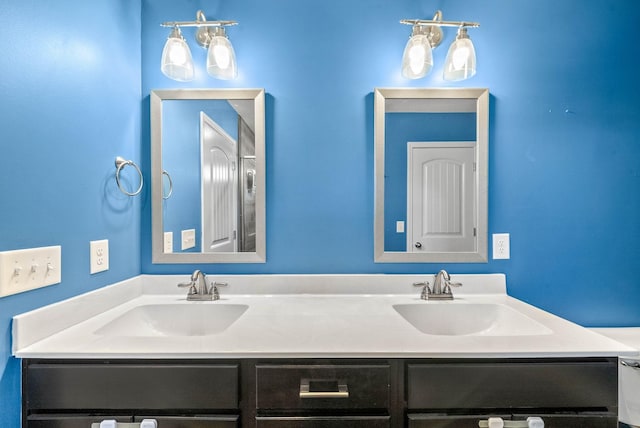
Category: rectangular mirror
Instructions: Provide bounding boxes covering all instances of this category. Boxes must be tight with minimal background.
[374,88,489,263]
[151,89,266,263]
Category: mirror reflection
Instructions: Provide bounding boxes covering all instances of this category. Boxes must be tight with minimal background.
[374,88,489,263]
[151,89,265,263]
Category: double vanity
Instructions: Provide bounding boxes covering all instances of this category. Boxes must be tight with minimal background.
[13,274,637,427]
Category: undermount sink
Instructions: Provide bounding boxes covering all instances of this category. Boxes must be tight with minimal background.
[94,303,249,337]
[393,302,553,336]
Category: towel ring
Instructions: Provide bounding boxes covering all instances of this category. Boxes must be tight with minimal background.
[162,170,173,199]
[115,156,143,196]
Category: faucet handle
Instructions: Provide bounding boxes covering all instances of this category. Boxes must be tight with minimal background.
[212,281,228,300]
[177,281,197,296]
[413,281,431,300]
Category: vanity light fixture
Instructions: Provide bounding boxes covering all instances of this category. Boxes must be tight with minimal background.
[400,11,479,81]
[160,10,238,82]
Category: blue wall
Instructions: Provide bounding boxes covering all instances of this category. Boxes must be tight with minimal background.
[1,0,639,425]
[0,1,141,426]
[141,0,640,326]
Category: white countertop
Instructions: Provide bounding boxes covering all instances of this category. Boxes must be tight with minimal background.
[12,274,638,359]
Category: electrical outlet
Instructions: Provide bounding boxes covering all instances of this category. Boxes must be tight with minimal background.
[0,246,62,297]
[90,240,109,274]
[492,233,510,259]
[181,229,196,250]
[164,232,173,253]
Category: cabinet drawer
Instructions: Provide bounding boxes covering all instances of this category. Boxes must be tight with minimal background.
[512,413,618,428]
[256,416,390,428]
[407,359,617,410]
[26,362,239,410]
[256,364,390,410]
[408,414,510,428]
[134,415,238,427]
[26,415,132,428]
[409,413,618,428]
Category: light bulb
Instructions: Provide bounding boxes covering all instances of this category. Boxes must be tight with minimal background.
[213,44,231,70]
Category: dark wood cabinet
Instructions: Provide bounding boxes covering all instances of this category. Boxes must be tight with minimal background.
[21,357,620,428]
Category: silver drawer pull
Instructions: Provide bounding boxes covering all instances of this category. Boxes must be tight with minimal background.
[92,420,157,428]
[621,359,640,370]
[299,378,349,399]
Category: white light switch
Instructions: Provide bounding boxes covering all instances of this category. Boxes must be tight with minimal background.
[181,229,196,250]
[396,221,405,233]
[492,233,510,259]
[90,240,109,274]
[0,246,62,298]
[164,232,173,253]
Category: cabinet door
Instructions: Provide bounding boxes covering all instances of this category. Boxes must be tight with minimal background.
[256,416,390,428]
[26,415,132,428]
[408,414,510,428]
[134,416,238,428]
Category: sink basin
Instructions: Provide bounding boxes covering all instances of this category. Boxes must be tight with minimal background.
[393,303,553,336]
[94,303,249,337]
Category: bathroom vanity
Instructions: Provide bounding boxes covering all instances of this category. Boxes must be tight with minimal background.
[13,274,637,428]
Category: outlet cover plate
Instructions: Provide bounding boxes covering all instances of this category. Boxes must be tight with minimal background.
[492,233,510,260]
[90,240,109,274]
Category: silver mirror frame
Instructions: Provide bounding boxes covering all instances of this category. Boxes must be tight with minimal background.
[374,87,489,263]
[151,88,266,263]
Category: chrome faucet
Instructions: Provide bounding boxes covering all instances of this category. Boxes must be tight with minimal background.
[413,270,462,300]
[178,270,227,301]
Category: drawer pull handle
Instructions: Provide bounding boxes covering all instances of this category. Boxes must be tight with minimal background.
[299,378,349,399]
[621,359,640,370]
[478,417,544,428]
[93,420,157,428]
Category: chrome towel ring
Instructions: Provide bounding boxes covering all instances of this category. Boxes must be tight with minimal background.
[115,156,143,196]
[162,170,173,199]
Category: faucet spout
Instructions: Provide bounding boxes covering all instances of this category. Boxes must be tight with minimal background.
[433,270,450,295]
[177,270,227,301]
[415,269,462,300]
[191,270,210,295]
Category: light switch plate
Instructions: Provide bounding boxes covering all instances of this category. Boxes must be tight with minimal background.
[396,221,405,233]
[492,233,510,259]
[90,240,109,274]
[0,246,62,298]
[181,229,196,250]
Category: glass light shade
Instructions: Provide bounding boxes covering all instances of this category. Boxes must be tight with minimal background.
[161,28,194,82]
[207,36,237,80]
[401,34,433,79]
[443,29,476,81]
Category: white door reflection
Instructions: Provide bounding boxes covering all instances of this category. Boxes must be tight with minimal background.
[200,112,238,253]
